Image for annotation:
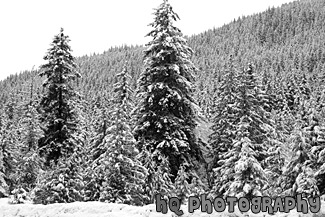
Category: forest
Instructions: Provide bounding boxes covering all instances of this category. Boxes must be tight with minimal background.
[0,0,325,208]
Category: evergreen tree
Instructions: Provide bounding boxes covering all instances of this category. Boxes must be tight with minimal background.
[86,94,112,162]
[211,64,273,198]
[13,75,43,193]
[0,151,8,198]
[140,148,175,204]
[208,56,240,188]
[0,98,21,196]
[312,122,325,193]
[82,99,110,202]
[133,0,203,182]
[13,106,42,193]
[93,64,147,205]
[174,164,190,203]
[302,97,325,194]
[225,134,268,199]
[0,111,9,198]
[38,28,81,166]
[33,153,85,204]
[282,125,319,197]
[263,110,288,198]
[174,163,205,203]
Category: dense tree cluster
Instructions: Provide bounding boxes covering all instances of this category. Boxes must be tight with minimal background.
[1,0,325,205]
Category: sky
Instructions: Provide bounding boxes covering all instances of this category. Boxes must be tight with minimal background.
[0,0,296,81]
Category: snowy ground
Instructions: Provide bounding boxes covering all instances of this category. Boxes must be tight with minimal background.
[1,198,325,217]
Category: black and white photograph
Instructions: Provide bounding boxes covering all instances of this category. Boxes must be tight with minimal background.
[1,0,325,216]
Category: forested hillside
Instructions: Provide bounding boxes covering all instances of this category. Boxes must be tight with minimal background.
[1,0,325,209]
[2,0,325,116]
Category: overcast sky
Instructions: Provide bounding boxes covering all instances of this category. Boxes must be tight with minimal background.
[0,0,295,81]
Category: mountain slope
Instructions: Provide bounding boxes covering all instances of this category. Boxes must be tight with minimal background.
[1,0,325,121]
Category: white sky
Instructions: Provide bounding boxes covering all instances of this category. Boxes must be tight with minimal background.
[0,0,295,81]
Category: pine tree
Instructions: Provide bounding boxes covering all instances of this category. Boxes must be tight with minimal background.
[13,76,43,193]
[93,64,147,205]
[282,124,319,197]
[312,123,325,193]
[208,56,239,181]
[0,98,21,196]
[38,28,81,166]
[211,64,273,198]
[140,148,175,204]
[301,96,325,194]
[133,0,203,182]
[0,111,9,198]
[88,95,112,162]
[225,134,268,199]
[82,98,110,202]
[263,110,288,198]
[33,153,85,204]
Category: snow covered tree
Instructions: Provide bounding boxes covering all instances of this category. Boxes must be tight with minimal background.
[0,111,10,198]
[236,64,273,148]
[33,29,86,204]
[12,76,43,193]
[13,104,42,192]
[133,0,203,182]
[0,97,22,197]
[225,134,268,199]
[300,97,325,194]
[82,99,111,202]
[33,153,85,204]
[281,125,319,197]
[208,56,240,178]
[38,28,81,166]
[210,64,273,198]
[140,148,175,204]
[0,115,9,198]
[174,164,190,203]
[93,64,147,205]
[295,167,319,198]
[312,124,325,193]
[174,163,205,203]
[87,95,112,162]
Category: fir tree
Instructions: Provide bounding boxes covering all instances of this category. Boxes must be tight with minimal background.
[140,148,175,204]
[33,153,85,204]
[93,64,147,205]
[38,28,81,166]
[174,164,191,203]
[133,0,203,182]
[87,94,112,162]
[312,123,325,193]
[208,56,239,179]
[225,134,268,199]
[0,112,9,197]
[211,64,273,198]
[13,75,43,192]
[282,125,319,197]
[0,98,21,196]
[301,97,325,194]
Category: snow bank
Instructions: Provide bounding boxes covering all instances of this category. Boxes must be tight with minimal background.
[1,198,325,217]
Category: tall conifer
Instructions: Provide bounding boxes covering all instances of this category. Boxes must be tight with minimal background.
[134,0,203,182]
[38,28,81,166]
[93,64,146,204]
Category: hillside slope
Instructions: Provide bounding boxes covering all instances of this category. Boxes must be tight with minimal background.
[1,0,325,117]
